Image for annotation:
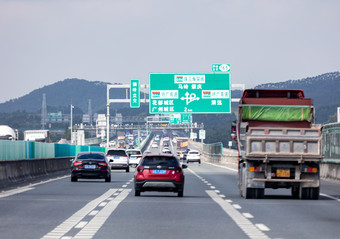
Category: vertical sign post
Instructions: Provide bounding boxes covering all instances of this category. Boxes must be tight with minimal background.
[130,79,140,108]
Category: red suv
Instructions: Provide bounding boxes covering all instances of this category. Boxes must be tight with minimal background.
[134,154,187,197]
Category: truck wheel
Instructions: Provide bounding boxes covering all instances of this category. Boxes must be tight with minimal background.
[71,176,77,182]
[302,187,319,200]
[291,186,300,199]
[311,187,320,200]
[254,188,264,199]
[135,190,141,196]
[178,191,183,197]
[245,188,254,199]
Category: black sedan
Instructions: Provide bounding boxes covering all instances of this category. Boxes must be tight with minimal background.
[71,152,111,182]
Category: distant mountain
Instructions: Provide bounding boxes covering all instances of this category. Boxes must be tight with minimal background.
[0,72,339,124]
[255,72,340,123]
[0,79,129,113]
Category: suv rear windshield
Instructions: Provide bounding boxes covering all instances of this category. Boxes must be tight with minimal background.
[77,153,105,160]
[127,151,141,156]
[107,150,126,156]
[189,151,199,154]
[141,156,179,167]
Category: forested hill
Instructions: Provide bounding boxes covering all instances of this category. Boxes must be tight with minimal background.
[255,72,340,123]
[0,79,127,113]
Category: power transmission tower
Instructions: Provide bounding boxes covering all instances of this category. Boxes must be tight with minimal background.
[88,99,93,126]
[41,93,48,129]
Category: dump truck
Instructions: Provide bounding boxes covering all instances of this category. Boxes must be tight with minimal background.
[176,137,189,158]
[117,135,126,148]
[233,89,322,199]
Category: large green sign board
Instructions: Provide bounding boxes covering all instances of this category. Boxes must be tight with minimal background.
[149,73,231,114]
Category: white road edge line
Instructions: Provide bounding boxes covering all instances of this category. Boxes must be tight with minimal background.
[0,175,69,198]
[320,193,340,202]
[203,161,238,172]
[207,190,271,239]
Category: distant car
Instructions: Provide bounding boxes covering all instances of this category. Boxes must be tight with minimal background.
[71,152,111,182]
[151,142,158,148]
[134,154,187,197]
[127,149,142,167]
[154,136,160,141]
[186,150,201,164]
[163,141,169,147]
[162,149,172,154]
[106,149,130,172]
[163,137,170,141]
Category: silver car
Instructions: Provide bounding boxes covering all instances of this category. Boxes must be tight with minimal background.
[106,149,130,172]
[126,149,142,167]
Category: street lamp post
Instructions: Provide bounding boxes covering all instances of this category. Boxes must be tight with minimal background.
[70,104,74,144]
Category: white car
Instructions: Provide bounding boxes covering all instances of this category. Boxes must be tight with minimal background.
[126,149,142,167]
[106,149,130,172]
[186,150,201,164]
[151,143,158,148]
[162,149,172,154]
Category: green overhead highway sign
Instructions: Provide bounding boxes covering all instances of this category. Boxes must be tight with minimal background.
[130,79,140,108]
[149,73,231,114]
[212,64,230,72]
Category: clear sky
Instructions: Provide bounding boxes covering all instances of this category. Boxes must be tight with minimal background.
[1,0,339,103]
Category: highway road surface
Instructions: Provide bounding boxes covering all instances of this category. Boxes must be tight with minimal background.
[1,154,340,239]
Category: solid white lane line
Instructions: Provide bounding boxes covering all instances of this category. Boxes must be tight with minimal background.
[204,161,238,172]
[0,175,69,198]
[207,190,270,239]
[320,193,340,202]
[243,213,254,219]
[0,187,34,198]
[73,189,131,239]
[41,188,117,239]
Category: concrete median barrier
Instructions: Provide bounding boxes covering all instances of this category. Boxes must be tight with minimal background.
[0,157,72,188]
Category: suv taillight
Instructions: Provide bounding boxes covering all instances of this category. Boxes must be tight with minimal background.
[73,162,82,167]
[137,166,144,172]
[175,167,182,173]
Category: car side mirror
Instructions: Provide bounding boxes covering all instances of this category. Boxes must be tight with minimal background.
[182,164,188,169]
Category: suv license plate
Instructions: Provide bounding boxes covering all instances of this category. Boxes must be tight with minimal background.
[153,170,166,174]
[276,169,290,177]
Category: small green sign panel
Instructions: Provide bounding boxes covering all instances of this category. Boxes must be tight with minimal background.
[169,113,191,125]
[149,73,231,114]
[130,79,140,108]
[212,64,230,72]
